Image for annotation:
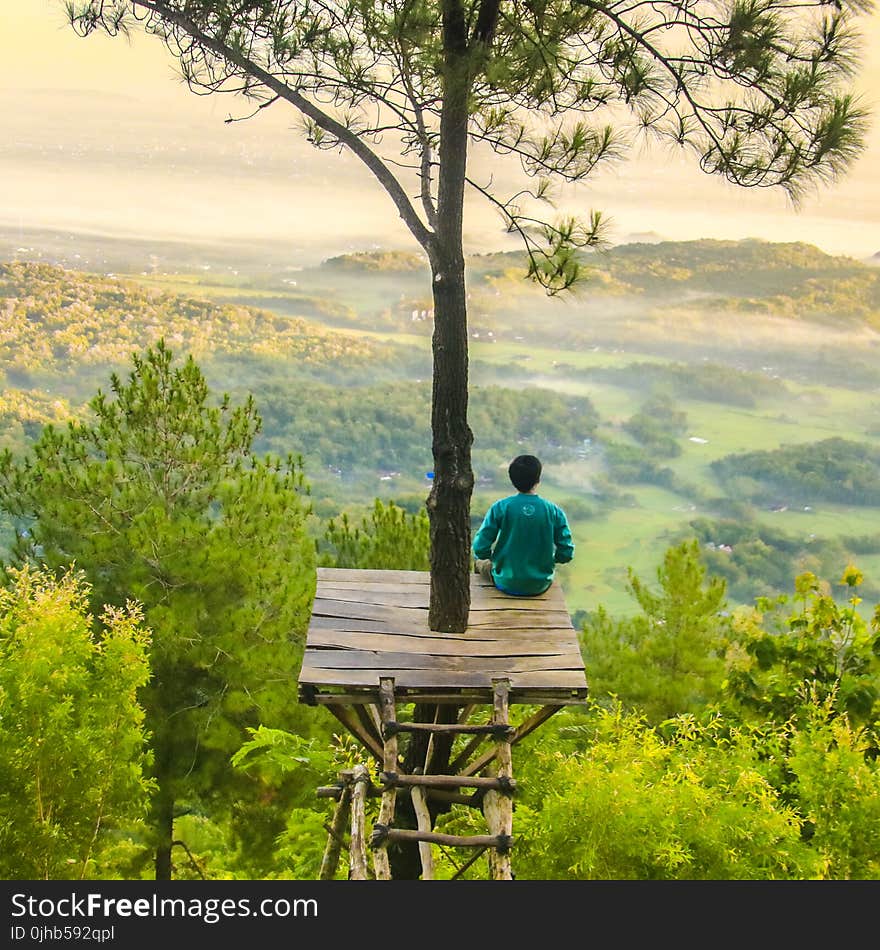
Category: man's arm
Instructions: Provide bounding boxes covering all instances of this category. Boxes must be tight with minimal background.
[472,504,500,560]
[553,508,574,564]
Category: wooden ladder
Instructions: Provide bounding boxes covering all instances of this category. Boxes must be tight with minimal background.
[318,677,516,880]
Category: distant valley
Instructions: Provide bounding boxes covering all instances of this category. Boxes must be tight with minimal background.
[3,230,880,619]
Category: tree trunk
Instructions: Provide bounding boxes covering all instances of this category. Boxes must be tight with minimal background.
[152,771,175,880]
[427,4,474,634]
[427,252,473,633]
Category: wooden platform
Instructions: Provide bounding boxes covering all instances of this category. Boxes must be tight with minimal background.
[298,567,588,706]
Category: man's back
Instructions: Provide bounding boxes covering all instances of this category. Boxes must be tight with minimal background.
[473,491,573,596]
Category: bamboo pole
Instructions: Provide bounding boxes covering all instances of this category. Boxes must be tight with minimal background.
[379,772,515,791]
[382,829,511,849]
[349,764,371,880]
[372,678,398,881]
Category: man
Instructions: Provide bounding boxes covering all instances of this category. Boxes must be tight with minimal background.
[472,454,574,596]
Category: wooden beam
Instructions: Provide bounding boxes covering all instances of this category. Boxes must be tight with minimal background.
[309,691,587,706]
[380,772,515,791]
[384,720,515,737]
[461,704,564,777]
[325,704,384,764]
[381,829,514,849]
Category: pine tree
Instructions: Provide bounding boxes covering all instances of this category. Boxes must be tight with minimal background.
[0,342,316,878]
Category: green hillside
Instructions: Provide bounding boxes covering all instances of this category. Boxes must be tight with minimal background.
[3,237,880,619]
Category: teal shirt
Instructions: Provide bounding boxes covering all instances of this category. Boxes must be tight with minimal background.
[472,493,574,596]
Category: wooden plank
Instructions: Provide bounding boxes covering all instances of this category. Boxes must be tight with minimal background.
[316,580,432,594]
[308,615,577,637]
[311,600,573,628]
[305,629,580,656]
[311,600,429,622]
[316,587,569,613]
[316,588,431,609]
[317,567,430,584]
[298,667,589,690]
[302,650,584,672]
[463,609,574,627]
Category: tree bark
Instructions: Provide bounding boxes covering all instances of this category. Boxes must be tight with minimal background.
[151,765,175,880]
[427,1,474,634]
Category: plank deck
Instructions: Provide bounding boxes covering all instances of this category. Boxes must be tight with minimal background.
[298,567,588,705]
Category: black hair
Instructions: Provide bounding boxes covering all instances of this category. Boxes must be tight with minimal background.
[508,455,542,492]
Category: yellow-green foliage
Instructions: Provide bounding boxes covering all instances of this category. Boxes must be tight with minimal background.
[493,706,825,880]
[0,262,379,372]
[0,565,153,880]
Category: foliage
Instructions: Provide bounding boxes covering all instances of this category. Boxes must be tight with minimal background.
[597,440,677,488]
[231,726,373,879]
[588,359,787,407]
[581,540,728,723]
[439,703,824,880]
[713,437,880,506]
[320,499,430,571]
[785,696,880,879]
[685,516,880,605]
[0,342,316,876]
[253,378,598,483]
[0,261,381,375]
[623,394,687,459]
[723,566,880,733]
[0,565,152,880]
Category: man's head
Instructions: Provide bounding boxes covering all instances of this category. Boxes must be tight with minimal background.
[509,454,542,493]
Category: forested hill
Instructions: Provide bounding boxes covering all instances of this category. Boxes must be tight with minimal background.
[5,237,880,620]
[311,238,880,327]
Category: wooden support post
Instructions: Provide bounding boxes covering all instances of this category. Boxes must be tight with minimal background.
[349,764,371,880]
[482,679,513,881]
[318,782,352,880]
[372,678,398,881]
[411,771,435,880]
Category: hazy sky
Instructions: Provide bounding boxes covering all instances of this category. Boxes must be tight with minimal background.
[2,0,879,262]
